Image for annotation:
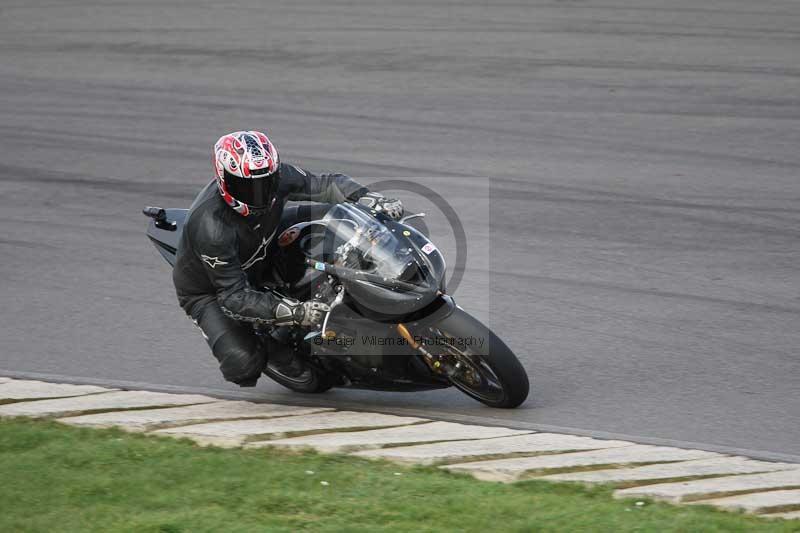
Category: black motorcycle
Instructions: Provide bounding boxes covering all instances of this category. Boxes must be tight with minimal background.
[143,202,529,408]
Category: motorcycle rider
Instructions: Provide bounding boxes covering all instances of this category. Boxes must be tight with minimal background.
[173,131,403,387]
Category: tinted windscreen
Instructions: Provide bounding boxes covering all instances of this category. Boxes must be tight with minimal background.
[297,203,442,315]
[320,204,436,287]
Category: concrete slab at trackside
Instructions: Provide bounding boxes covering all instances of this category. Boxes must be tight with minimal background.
[353,432,633,464]
[59,401,334,431]
[0,390,217,418]
[254,421,531,453]
[444,445,721,482]
[761,510,800,520]
[616,469,800,503]
[153,411,427,447]
[692,489,800,514]
[543,457,796,484]
[0,379,113,400]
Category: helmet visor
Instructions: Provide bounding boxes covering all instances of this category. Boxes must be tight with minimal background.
[223,169,280,208]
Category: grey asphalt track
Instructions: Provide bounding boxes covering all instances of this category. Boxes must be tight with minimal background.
[1,0,798,458]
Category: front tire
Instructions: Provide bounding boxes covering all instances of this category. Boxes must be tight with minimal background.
[427,309,529,408]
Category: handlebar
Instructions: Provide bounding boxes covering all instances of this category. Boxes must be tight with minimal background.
[142,206,166,220]
[142,206,177,231]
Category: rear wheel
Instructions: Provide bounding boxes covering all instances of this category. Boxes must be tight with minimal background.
[425,309,529,408]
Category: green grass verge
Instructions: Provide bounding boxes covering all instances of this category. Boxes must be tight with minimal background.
[1,418,797,533]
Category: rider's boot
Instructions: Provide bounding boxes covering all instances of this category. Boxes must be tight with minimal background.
[265,328,306,378]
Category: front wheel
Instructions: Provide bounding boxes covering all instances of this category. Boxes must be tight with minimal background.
[424,309,529,408]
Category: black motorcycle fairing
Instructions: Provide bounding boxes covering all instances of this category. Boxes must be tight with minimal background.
[290,292,456,391]
[383,217,447,293]
[146,208,188,266]
[277,203,447,318]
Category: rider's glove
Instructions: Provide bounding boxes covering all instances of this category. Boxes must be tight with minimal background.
[357,192,404,220]
[273,298,331,328]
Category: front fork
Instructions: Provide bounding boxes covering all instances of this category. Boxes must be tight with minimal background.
[396,294,460,376]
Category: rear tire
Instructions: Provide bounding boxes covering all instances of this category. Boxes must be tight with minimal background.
[430,309,530,408]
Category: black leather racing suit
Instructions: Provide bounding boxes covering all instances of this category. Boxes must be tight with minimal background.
[173,163,368,385]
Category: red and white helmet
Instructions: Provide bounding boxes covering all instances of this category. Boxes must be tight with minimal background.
[213,131,280,216]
